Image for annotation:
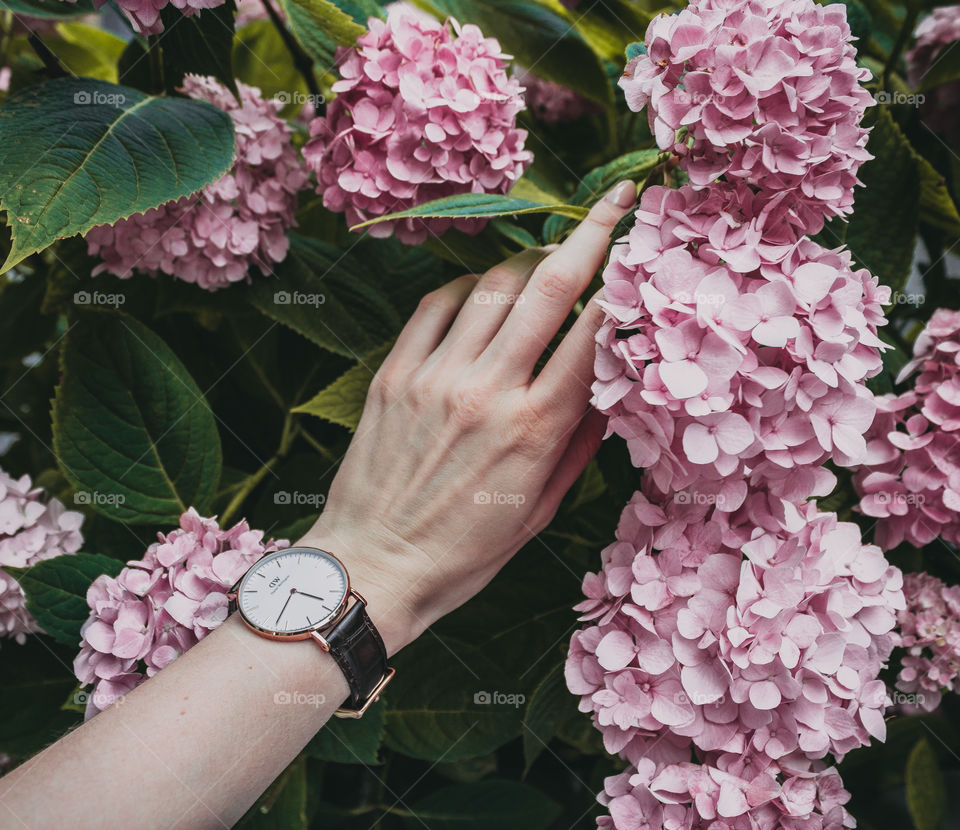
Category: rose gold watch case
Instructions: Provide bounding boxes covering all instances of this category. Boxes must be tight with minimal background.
[227,546,394,717]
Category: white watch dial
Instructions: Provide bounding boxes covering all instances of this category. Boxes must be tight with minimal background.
[236,548,348,635]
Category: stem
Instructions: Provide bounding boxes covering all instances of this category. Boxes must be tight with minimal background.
[294,424,338,464]
[882,6,919,88]
[28,34,66,78]
[260,0,324,117]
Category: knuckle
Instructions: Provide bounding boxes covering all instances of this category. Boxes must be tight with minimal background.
[533,262,573,302]
[586,198,623,229]
[508,400,554,449]
[368,364,402,405]
[417,287,457,315]
[479,265,520,297]
[447,380,494,427]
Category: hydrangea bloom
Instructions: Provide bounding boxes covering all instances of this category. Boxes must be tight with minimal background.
[86,75,308,291]
[73,509,287,717]
[620,0,874,239]
[515,69,597,124]
[853,309,960,550]
[0,470,84,643]
[894,571,960,712]
[594,182,888,494]
[302,2,532,244]
[63,0,223,35]
[906,8,960,145]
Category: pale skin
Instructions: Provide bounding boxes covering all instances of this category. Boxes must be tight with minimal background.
[0,180,638,830]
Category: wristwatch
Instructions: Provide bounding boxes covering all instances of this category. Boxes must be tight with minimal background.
[228,546,394,718]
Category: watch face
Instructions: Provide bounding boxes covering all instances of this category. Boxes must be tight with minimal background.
[236,548,349,636]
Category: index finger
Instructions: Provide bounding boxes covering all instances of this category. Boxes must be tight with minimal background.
[481,180,636,383]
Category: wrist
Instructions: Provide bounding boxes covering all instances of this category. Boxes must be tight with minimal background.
[294,525,426,657]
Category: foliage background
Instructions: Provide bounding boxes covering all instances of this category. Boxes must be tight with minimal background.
[0,0,959,826]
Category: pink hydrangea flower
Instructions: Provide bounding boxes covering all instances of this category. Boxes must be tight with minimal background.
[73,509,287,717]
[593,182,888,494]
[86,75,308,291]
[61,0,223,35]
[302,2,532,244]
[515,69,598,124]
[0,469,84,643]
[620,0,873,239]
[894,571,960,712]
[852,309,960,549]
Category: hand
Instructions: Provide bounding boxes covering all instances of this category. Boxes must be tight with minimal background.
[300,181,638,654]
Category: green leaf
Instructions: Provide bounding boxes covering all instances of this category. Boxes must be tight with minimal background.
[233,20,309,117]
[293,341,391,430]
[14,553,123,647]
[414,0,613,108]
[351,193,587,232]
[36,23,127,82]
[521,661,575,773]
[906,737,946,830]
[564,0,653,63]
[284,0,366,47]
[918,155,960,236]
[0,78,235,273]
[844,107,920,295]
[0,0,95,17]
[543,149,660,242]
[161,1,237,95]
[52,313,223,524]
[247,235,402,358]
[918,41,960,91]
[306,702,385,763]
[384,639,523,761]
[236,757,308,830]
[0,638,81,757]
[404,780,561,830]
[278,0,337,65]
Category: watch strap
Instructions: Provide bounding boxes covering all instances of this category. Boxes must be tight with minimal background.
[324,595,393,718]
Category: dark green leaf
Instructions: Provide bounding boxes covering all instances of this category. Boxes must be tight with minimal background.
[306,702,385,763]
[293,341,391,430]
[404,780,561,830]
[0,78,235,272]
[52,313,223,524]
[247,235,402,358]
[844,107,920,295]
[351,193,587,232]
[14,553,123,647]
[236,757,308,830]
[160,1,237,95]
[918,41,960,92]
[283,0,366,50]
[233,20,309,115]
[0,0,95,18]
[906,737,946,830]
[522,661,576,773]
[918,155,960,236]
[279,0,338,66]
[0,638,81,757]
[384,639,523,761]
[567,0,652,63]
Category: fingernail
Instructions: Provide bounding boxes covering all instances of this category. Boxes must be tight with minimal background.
[604,180,636,208]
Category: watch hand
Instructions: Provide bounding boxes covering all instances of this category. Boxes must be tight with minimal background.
[275,593,294,624]
[296,591,327,602]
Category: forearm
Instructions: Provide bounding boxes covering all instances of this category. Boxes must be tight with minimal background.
[0,532,413,830]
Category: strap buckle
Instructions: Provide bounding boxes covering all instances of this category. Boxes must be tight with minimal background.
[333,668,395,719]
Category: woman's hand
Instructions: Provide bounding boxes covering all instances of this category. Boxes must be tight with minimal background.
[302,180,637,653]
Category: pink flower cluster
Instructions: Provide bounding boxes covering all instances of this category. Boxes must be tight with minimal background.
[86,75,307,291]
[0,469,84,643]
[894,571,960,713]
[595,180,889,493]
[303,3,532,245]
[63,0,223,35]
[515,69,597,124]
[74,509,286,717]
[568,489,902,828]
[620,0,874,240]
[853,309,960,550]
